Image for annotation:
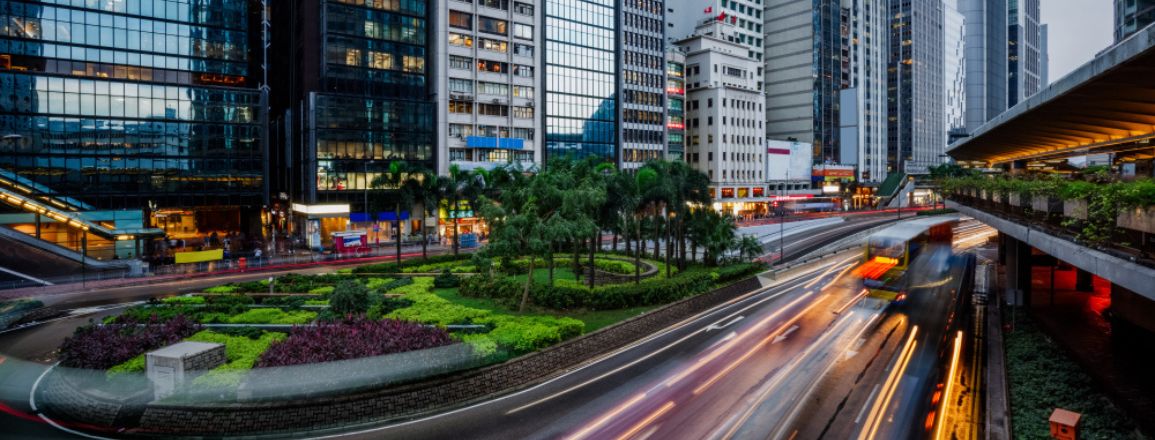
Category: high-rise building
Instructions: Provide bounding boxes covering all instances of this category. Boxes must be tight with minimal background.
[1007,0,1042,106]
[763,0,842,164]
[665,47,686,162]
[888,0,946,175]
[838,0,889,182]
[436,0,541,174]
[543,0,618,163]
[959,0,1006,134]
[619,0,667,169]
[0,0,266,256]
[677,21,768,217]
[271,0,434,247]
[669,0,765,62]
[945,2,968,142]
[1040,23,1049,85]
[1115,0,1155,42]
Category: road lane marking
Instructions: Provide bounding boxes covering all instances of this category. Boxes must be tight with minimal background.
[855,384,882,424]
[706,315,744,331]
[613,401,675,440]
[859,326,920,440]
[771,325,799,344]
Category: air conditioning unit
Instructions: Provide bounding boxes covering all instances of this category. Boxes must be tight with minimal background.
[492,99,501,104]
[525,101,534,107]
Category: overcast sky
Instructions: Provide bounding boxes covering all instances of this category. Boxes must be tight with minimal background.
[1042,0,1114,83]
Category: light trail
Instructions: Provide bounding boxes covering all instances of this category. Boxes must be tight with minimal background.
[859,326,920,440]
[613,401,676,440]
[933,331,964,440]
[563,393,647,440]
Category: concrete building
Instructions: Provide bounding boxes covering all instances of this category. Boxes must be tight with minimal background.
[666,47,687,161]
[766,139,813,190]
[619,0,668,169]
[959,0,1007,135]
[945,2,968,142]
[838,0,890,183]
[888,0,946,175]
[1007,0,1043,107]
[676,21,769,217]
[668,0,765,62]
[1041,23,1049,85]
[1115,0,1155,42]
[436,0,542,174]
[763,0,842,163]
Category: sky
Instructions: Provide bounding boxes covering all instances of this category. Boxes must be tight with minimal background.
[1042,0,1114,82]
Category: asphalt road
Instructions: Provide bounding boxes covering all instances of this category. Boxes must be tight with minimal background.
[0,214,907,439]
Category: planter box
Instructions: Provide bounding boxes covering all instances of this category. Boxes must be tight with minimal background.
[1009,193,1022,207]
[981,189,991,201]
[1117,206,1155,234]
[1032,196,1063,213]
[1064,200,1088,220]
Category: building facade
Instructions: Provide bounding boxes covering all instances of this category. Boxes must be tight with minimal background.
[665,47,686,161]
[270,0,434,247]
[436,0,541,174]
[763,0,841,164]
[888,0,946,175]
[619,0,667,169]
[543,0,618,163]
[945,2,967,142]
[677,21,768,217]
[669,0,765,62]
[959,0,1007,134]
[838,0,889,183]
[0,0,266,248]
[1115,0,1155,42]
[1007,0,1042,107]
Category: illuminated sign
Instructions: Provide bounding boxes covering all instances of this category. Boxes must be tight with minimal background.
[292,203,350,215]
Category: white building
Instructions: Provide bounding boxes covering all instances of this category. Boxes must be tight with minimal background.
[765,139,812,190]
[676,20,769,217]
[668,0,765,62]
[435,0,542,174]
[888,0,946,175]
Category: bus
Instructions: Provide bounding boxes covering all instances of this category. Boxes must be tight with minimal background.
[854,217,958,303]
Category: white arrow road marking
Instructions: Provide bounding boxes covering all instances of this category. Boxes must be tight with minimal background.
[772,325,799,344]
[707,315,744,331]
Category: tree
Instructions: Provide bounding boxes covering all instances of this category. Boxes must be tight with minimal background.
[410,169,440,260]
[330,280,371,316]
[733,235,764,262]
[372,161,416,266]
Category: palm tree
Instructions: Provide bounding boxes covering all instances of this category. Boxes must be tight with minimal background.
[734,235,764,262]
[372,161,415,266]
[410,169,440,260]
[440,164,485,256]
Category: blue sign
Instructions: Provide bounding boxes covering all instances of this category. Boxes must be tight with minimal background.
[465,136,525,150]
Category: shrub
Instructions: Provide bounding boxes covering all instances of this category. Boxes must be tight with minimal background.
[224,309,316,325]
[481,315,584,354]
[460,333,498,360]
[433,269,461,288]
[352,254,471,274]
[366,298,414,320]
[161,296,205,305]
[329,280,371,316]
[204,295,255,306]
[381,277,414,293]
[255,319,454,367]
[203,286,238,294]
[262,296,311,308]
[187,330,286,387]
[592,259,635,274]
[459,274,522,303]
[364,277,394,291]
[59,315,202,370]
[308,286,335,296]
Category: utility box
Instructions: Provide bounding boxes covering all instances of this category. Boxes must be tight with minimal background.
[146,341,226,400]
[1049,408,1081,440]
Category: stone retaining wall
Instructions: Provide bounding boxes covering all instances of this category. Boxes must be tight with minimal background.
[120,277,762,437]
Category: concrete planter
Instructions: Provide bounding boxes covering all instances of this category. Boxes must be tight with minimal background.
[1117,206,1155,234]
[1009,193,1022,207]
[980,189,991,201]
[1064,199,1088,220]
[1032,196,1063,213]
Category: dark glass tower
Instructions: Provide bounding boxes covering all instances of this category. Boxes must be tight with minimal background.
[543,0,618,162]
[270,0,434,242]
[0,0,265,237]
[1116,0,1155,42]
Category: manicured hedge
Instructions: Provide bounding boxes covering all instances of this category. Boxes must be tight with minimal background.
[352,254,472,274]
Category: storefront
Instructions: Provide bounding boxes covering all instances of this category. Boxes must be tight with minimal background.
[291,203,350,251]
[710,185,771,219]
[438,200,488,246]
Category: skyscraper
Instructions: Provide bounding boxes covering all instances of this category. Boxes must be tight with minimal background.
[763,0,842,163]
[619,0,667,169]
[888,0,946,175]
[1007,0,1042,107]
[543,0,618,163]
[270,0,434,246]
[1115,0,1155,42]
[665,47,687,162]
[0,0,266,248]
[436,0,541,174]
[945,2,968,142]
[959,0,1007,134]
[838,0,889,182]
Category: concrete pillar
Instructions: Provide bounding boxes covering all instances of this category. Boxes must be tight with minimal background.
[1003,235,1032,306]
[1110,283,1155,337]
[34,213,41,239]
[1075,268,1094,292]
[997,232,1007,265]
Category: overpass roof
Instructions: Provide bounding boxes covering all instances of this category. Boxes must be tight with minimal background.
[947,27,1155,165]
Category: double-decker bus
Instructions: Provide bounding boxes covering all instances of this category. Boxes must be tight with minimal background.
[854,217,958,303]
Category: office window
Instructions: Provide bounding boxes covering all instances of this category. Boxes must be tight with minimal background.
[449,123,473,137]
[513,106,533,118]
[449,100,473,113]
[367,51,394,69]
[449,11,472,29]
[477,81,509,95]
[479,17,508,35]
[479,38,508,53]
[514,65,533,77]
[449,33,473,47]
[513,85,534,98]
[448,78,473,93]
[449,55,472,70]
[514,2,533,15]
[477,59,508,73]
[512,127,534,140]
[479,0,509,10]
[478,103,509,116]
[514,23,533,40]
[514,43,534,57]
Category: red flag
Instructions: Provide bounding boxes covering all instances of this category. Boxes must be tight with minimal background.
[704,6,712,13]
[717,12,726,21]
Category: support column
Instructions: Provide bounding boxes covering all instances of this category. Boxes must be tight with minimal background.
[1110,283,1155,337]
[1003,235,1032,306]
[34,213,41,239]
[997,232,1007,265]
[1075,268,1094,292]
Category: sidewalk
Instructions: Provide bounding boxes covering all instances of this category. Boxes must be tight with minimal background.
[0,242,458,301]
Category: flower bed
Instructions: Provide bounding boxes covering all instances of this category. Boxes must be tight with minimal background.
[60,315,202,370]
[255,318,454,368]
[108,330,287,388]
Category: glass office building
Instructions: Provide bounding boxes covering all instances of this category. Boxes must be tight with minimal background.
[543,0,617,162]
[271,0,433,248]
[0,0,265,245]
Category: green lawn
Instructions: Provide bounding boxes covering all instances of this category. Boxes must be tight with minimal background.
[510,267,579,284]
[431,287,654,332]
